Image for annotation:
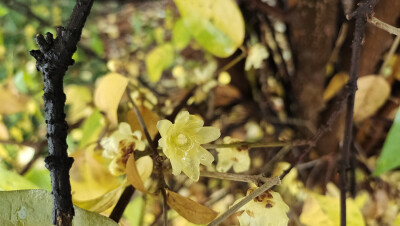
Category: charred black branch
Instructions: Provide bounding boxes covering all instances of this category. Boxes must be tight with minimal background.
[29,0,94,225]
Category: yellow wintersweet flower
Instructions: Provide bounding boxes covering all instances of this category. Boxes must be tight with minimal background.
[216,136,250,173]
[235,189,289,226]
[101,122,146,175]
[157,111,220,181]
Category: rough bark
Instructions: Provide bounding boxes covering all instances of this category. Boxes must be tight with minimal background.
[288,0,339,129]
[29,0,94,225]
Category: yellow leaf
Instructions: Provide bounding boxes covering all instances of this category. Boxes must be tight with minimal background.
[94,73,128,125]
[126,154,153,193]
[300,191,365,226]
[323,72,349,102]
[174,0,245,58]
[73,182,125,213]
[175,0,245,57]
[166,189,218,224]
[354,75,390,123]
[0,121,9,140]
[0,87,29,114]
[145,43,174,82]
[70,146,121,202]
[126,107,159,139]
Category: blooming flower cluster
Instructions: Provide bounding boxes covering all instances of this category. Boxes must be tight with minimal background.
[216,136,250,173]
[101,122,145,175]
[235,188,289,226]
[157,111,220,181]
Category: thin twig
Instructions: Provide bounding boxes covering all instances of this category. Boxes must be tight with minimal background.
[379,35,400,76]
[218,47,247,73]
[208,176,281,226]
[126,86,169,225]
[200,171,270,184]
[280,87,348,180]
[0,139,38,148]
[261,145,292,173]
[342,1,378,226]
[368,16,400,36]
[161,188,168,226]
[202,140,309,150]
[126,86,157,153]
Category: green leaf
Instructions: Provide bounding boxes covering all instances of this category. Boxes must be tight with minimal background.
[172,19,191,50]
[0,189,119,225]
[79,109,104,149]
[123,196,144,226]
[0,5,8,17]
[90,34,104,56]
[145,43,174,82]
[174,0,244,58]
[374,108,400,176]
[0,167,38,191]
[24,169,51,191]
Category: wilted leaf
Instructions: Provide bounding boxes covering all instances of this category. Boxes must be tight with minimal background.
[300,192,365,226]
[172,18,191,50]
[94,72,128,125]
[354,75,390,123]
[174,0,245,58]
[145,43,174,82]
[126,154,153,193]
[323,72,349,102]
[0,167,39,191]
[126,107,159,139]
[0,87,29,114]
[374,108,400,176]
[65,85,93,124]
[166,189,218,224]
[0,189,118,226]
[214,84,240,107]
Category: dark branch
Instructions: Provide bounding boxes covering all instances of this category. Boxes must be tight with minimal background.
[109,186,136,223]
[29,0,95,225]
[340,1,378,226]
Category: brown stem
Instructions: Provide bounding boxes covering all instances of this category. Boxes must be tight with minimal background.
[341,1,378,226]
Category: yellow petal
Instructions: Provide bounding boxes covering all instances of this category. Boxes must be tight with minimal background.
[181,156,200,181]
[136,156,153,182]
[118,122,132,135]
[156,120,173,137]
[174,111,190,124]
[195,146,215,166]
[232,151,250,173]
[169,156,183,176]
[195,127,221,144]
[216,151,234,173]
